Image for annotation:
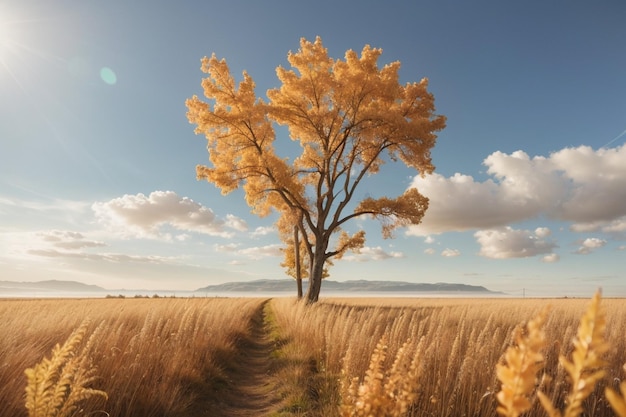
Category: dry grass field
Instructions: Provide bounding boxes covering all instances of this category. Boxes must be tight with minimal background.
[0,297,268,417]
[1,293,625,417]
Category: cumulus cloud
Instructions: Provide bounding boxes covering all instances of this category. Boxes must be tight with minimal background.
[542,253,560,263]
[574,237,607,255]
[441,248,460,257]
[343,246,404,262]
[251,226,275,238]
[571,218,626,236]
[474,227,557,259]
[424,248,436,255]
[238,244,283,260]
[407,144,626,236]
[534,227,551,238]
[92,191,247,239]
[224,214,248,232]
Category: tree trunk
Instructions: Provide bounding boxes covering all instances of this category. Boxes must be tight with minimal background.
[306,252,325,303]
[294,225,302,299]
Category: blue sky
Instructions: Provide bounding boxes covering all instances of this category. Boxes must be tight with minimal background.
[1,1,624,297]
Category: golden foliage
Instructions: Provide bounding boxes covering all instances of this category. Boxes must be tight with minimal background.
[496,307,549,417]
[187,36,445,300]
[334,230,366,259]
[24,320,107,417]
[355,188,429,237]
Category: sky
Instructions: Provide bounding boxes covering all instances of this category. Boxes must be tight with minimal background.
[1,0,625,297]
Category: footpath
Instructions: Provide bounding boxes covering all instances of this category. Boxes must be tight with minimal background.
[210,299,284,417]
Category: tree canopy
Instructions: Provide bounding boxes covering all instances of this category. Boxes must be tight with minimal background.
[186,37,445,302]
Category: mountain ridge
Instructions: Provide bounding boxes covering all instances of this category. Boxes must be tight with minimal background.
[0,279,107,292]
[195,279,499,293]
[0,279,501,294]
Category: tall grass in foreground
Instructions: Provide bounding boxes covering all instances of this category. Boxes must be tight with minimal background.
[270,296,626,416]
[0,298,265,417]
[339,335,424,417]
[24,320,108,417]
[495,307,549,417]
[496,291,621,417]
[606,363,626,417]
[3,295,626,417]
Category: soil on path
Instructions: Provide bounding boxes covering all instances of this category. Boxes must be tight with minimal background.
[207,299,285,417]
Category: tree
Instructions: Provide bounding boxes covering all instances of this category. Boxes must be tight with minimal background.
[186,37,445,303]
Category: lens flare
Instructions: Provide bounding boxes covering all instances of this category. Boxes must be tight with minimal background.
[100,67,117,85]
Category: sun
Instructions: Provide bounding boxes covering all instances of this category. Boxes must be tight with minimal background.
[0,13,20,68]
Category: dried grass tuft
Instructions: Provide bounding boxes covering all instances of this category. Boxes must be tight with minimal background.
[24,320,108,417]
[605,363,626,417]
[340,334,423,417]
[496,306,549,417]
[538,290,609,417]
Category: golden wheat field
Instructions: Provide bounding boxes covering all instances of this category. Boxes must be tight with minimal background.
[1,293,625,417]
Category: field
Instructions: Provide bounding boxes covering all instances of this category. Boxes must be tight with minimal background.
[1,294,625,417]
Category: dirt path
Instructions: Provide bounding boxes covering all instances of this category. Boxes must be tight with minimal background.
[211,299,285,417]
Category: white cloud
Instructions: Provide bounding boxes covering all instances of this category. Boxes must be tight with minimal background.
[407,144,626,236]
[534,227,551,238]
[581,237,607,248]
[441,248,460,257]
[36,230,106,250]
[0,229,105,260]
[424,236,435,244]
[238,244,283,260]
[224,214,248,232]
[27,248,172,263]
[574,237,607,255]
[92,191,246,239]
[542,253,560,263]
[474,227,557,259]
[424,248,436,255]
[343,246,404,262]
[175,234,191,241]
[7,229,175,265]
[214,243,240,252]
[251,226,275,237]
[571,217,626,236]
[602,219,626,233]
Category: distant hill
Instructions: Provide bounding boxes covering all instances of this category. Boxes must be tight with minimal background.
[0,279,500,296]
[195,279,498,293]
[0,280,106,293]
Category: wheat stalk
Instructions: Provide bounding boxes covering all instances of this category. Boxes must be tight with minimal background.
[538,290,609,417]
[340,334,423,417]
[496,306,549,417]
[24,320,108,417]
[605,363,626,417]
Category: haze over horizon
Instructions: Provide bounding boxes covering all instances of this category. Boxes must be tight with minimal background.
[1,1,625,298]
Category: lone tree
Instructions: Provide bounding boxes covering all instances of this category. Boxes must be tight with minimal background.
[186,37,445,303]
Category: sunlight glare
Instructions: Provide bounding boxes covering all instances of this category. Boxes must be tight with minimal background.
[0,11,20,70]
